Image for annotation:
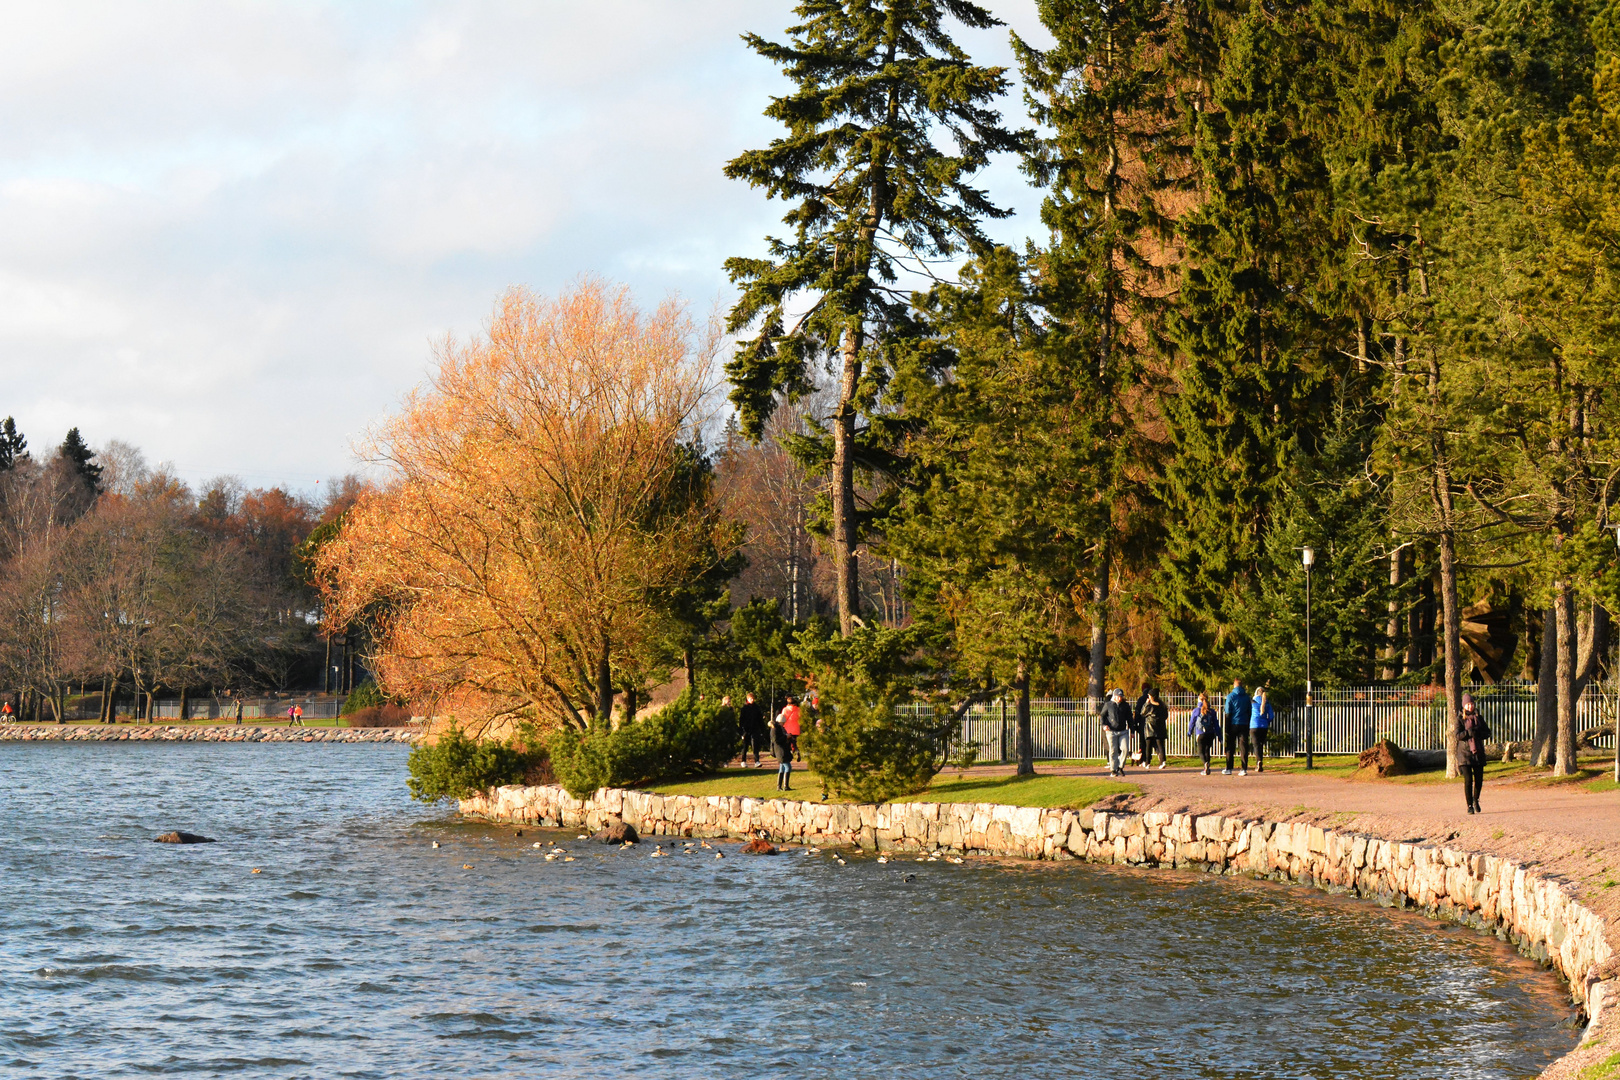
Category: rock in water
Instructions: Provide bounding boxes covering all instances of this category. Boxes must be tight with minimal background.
[153,831,215,844]
[591,820,638,845]
[739,839,778,856]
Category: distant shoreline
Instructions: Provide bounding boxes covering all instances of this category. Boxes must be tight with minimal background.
[0,722,418,744]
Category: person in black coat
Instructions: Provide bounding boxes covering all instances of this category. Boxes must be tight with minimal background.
[1139,688,1170,768]
[738,692,766,767]
[1459,693,1492,814]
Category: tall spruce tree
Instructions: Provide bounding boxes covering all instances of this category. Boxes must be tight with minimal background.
[58,427,102,495]
[0,418,27,472]
[724,0,1025,635]
[1155,2,1342,688]
[888,248,1092,775]
[1015,0,1176,699]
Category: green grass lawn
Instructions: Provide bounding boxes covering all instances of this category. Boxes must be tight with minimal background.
[646,767,1137,808]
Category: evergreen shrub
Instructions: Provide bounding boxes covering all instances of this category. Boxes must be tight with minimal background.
[406,724,546,802]
[806,677,943,804]
[547,692,738,799]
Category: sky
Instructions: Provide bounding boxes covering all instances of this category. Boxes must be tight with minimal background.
[0,1,1052,496]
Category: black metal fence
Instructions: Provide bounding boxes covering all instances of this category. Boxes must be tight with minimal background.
[902,682,1616,763]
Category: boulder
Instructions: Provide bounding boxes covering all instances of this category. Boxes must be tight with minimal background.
[153,831,215,844]
[739,839,778,855]
[592,820,638,845]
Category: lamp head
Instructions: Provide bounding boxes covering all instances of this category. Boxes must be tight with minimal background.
[1302,546,1315,569]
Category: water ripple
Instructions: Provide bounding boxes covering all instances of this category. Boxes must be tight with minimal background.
[0,741,1578,1079]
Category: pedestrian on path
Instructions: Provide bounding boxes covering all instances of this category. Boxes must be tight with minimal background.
[1223,679,1252,775]
[1249,687,1274,773]
[287,704,304,728]
[1190,692,1220,774]
[771,713,794,792]
[1459,693,1492,814]
[1099,689,1132,777]
[739,692,766,766]
[1140,687,1169,768]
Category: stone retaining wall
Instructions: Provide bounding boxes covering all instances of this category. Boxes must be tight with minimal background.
[0,723,419,743]
[462,782,1616,1030]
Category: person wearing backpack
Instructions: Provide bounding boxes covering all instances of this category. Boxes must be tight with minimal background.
[1249,687,1274,773]
[1223,679,1252,776]
[1189,692,1220,775]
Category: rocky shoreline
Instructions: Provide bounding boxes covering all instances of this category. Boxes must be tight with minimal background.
[0,722,420,743]
[462,781,1618,1080]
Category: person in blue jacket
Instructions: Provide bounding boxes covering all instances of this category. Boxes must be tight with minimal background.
[1249,686,1274,773]
[1223,678,1252,776]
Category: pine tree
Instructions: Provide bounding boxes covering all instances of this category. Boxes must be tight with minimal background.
[1014,0,1178,699]
[58,427,102,494]
[887,247,1094,775]
[0,417,27,471]
[724,0,1026,635]
[1155,2,1342,687]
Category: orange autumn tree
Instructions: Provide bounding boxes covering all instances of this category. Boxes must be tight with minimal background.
[317,280,734,733]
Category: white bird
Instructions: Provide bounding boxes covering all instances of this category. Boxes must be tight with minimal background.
[877,856,888,864]
[431,841,440,849]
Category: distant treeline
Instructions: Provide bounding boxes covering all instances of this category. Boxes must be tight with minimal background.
[0,422,367,721]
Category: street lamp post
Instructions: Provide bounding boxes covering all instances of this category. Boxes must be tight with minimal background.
[1303,546,1315,770]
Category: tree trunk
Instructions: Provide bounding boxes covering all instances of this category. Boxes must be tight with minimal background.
[833,322,863,636]
[1533,606,1558,766]
[624,686,638,724]
[100,675,111,723]
[179,685,189,722]
[1383,547,1403,680]
[1086,546,1110,700]
[596,643,613,724]
[1015,660,1034,777]
[323,633,333,694]
[1437,520,1463,779]
[684,646,696,697]
[1555,581,1580,776]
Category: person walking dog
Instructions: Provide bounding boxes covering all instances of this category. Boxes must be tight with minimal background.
[1249,687,1274,773]
[1099,689,1132,777]
[1223,679,1252,776]
[1459,693,1492,814]
[1190,692,1221,775]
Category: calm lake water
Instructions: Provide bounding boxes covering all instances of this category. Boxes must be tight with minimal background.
[0,743,1578,1079]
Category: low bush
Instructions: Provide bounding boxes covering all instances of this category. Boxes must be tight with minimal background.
[345,704,413,728]
[548,692,738,799]
[806,676,948,804]
[406,724,548,803]
[342,680,393,715]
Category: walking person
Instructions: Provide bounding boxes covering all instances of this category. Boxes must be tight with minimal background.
[1140,688,1169,768]
[1459,693,1492,814]
[771,711,794,792]
[1223,678,1252,775]
[1249,687,1274,773]
[738,692,766,767]
[1190,692,1221,775]
[780,696,802,762]
[1098,689,1132,777]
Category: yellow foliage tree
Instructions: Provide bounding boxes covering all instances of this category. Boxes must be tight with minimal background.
[317,280,734,731]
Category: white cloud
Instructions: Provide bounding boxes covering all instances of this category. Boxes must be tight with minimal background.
[0,0,1051,491]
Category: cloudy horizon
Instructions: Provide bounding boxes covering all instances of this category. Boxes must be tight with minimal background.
[0,1,1049,497]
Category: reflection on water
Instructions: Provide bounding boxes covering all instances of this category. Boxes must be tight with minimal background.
[0,743,1576,1079]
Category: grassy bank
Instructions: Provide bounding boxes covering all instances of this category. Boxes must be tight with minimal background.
[645,767,1137,809]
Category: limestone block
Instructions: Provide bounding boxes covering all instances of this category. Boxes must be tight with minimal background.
[1351,835,1368,870]
[1195,815,1224,841]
